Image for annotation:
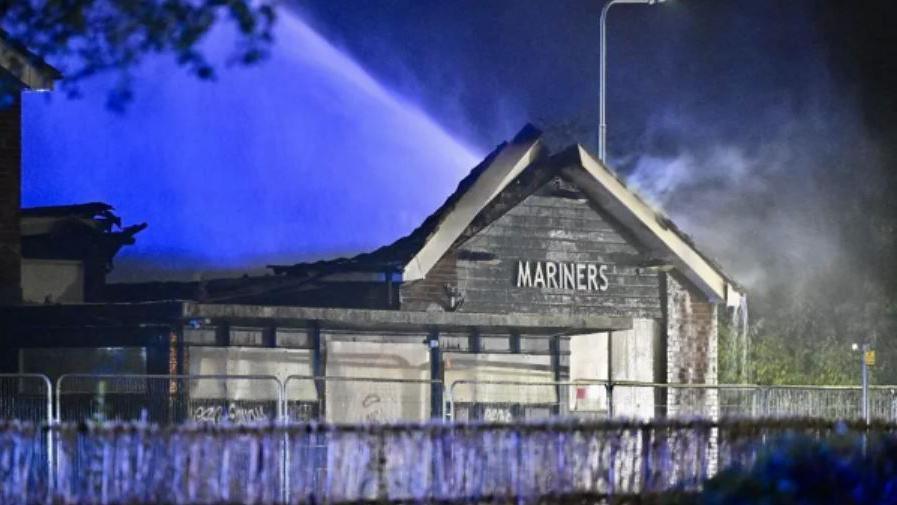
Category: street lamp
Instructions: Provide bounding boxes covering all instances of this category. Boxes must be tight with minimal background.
[599,0,666,162]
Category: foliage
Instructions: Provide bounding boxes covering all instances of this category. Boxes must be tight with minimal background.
[0,0,277,108]
[750,332,855,386]
[717,314,747,384]
[719,289,897,386]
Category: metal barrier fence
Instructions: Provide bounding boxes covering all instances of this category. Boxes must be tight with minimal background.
[55,374,283,424]
[446,380,725,421]
[446,380,589,421]
[1,373,895,504]
[0,374,893,424]
[0,374,52,425]
[3,418,894,504]
[0,374,54,495]
[447,380,897,422]
[761,386,897,420]
[284,375,442,423]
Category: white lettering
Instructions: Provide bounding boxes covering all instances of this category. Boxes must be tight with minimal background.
[586,264,599,291]
[516,260,609,292]
[545,262,558,288]
[516,261,533,287]
[533,262,545,288]
[575,263,586,290]
[562,262,575,290]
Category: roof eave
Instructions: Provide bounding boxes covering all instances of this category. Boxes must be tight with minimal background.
[0,37,61,91]
[566,145,743,306]
[401,131,545,282]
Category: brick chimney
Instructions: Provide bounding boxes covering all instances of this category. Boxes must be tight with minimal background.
[0,35,61,304]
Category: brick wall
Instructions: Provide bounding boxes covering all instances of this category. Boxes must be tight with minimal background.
[0,94,21,304]
[665,272,718,418]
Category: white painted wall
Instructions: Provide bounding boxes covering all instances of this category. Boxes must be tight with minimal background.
[445,353,555,405]
[188,346,312,400]
[569,332,609,413]
[569,319,661,419]
[325,341,430,423]
[21,259,83,303]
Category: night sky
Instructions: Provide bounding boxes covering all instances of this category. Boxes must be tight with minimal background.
[21,1,897,303]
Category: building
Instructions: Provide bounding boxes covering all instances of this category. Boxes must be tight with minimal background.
[2,122,743,423]
[0,31,61,304]
[21,202,146,303]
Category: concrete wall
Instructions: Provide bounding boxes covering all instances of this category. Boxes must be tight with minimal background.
[21,259,84,303]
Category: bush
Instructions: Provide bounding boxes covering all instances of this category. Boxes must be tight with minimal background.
[694,433,897,505]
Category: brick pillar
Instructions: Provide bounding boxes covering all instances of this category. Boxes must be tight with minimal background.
[0,94,21,305]
[665,273,719,418]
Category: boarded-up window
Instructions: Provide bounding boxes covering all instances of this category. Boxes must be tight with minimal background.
[325,341,431,423]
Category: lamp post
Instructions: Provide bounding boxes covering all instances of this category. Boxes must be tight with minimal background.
[599,0,666,162]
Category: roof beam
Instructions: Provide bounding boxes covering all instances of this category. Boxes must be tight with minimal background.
[0,36,60,91]
[566,146,739,303]
[183,302,632,334]
[402,133,544,282]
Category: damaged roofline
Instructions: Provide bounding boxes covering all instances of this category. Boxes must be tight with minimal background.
[397,126,744,306]
[569,145,742,305]
[402,127,545,282]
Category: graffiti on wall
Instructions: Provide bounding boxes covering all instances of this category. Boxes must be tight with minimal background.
[192,403,269,424]
[362,393,385,423]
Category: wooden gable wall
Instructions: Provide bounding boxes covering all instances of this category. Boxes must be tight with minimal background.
[399,175,663,319]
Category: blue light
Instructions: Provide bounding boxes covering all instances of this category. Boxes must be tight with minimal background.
[22,13,482,279]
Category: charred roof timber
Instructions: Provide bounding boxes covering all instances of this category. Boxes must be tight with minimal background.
[21,202,146,272]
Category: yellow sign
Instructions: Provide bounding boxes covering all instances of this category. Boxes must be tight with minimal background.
[864,350,876,366]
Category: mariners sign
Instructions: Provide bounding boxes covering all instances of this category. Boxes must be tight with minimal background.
[515,260,609,292]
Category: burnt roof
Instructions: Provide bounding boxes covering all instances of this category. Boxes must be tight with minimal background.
[269,124,742,302]
[108,124,741,305]
[21,202,146,270]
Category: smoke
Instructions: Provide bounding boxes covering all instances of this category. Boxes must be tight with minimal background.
[625,97,886,314]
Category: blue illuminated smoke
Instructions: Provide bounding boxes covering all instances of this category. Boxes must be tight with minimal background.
[22,13,482,280]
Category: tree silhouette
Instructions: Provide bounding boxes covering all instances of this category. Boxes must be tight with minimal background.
[1,0,277,108]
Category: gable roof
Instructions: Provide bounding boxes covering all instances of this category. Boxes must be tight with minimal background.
[556,145,743,306]
[0,30,61,91]
[271,125,743,306]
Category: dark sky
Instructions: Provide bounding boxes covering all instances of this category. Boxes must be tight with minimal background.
[298,1,857,154]
[297,0,897,302]
[23,0,897,303]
